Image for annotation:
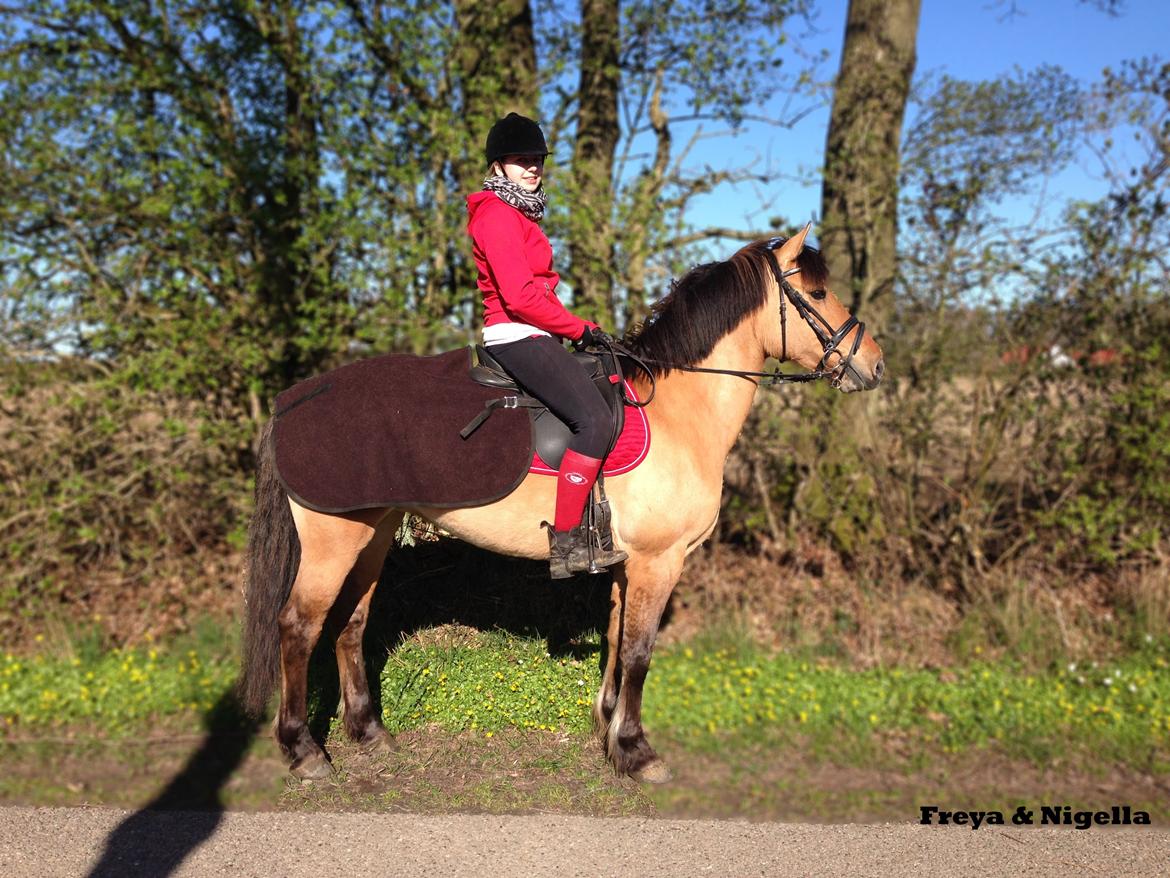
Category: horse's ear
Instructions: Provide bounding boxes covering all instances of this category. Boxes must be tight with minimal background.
[774,222,812,266]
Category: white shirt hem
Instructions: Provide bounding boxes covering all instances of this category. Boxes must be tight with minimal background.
[482,323,552,346]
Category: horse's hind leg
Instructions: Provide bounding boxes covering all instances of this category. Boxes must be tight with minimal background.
[331,510,404,753]
[278,505,383,780]
[605,551,683,784]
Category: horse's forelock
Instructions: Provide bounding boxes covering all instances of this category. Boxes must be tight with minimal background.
[747,237,831,291]
[795,246,830,292]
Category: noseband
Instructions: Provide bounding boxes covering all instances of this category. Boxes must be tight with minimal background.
[763,238,866,389]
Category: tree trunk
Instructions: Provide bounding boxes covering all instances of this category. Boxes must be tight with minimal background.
[819,0,921,331]
[620,67,670,328]
[453,0,539,341]
[569,0,621,325]
[455,0,538,191]
[251,1,328,384]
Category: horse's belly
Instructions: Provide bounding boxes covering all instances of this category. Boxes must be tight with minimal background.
[412,475,554,561]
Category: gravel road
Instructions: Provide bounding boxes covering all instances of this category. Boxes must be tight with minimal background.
[1,807,1167,878]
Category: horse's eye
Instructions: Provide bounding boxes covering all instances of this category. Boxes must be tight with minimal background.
[811,289,827,301]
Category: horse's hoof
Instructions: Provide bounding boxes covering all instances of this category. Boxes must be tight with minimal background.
[359,727,398,757]
[631,758,673,784]
[290,752,333,781]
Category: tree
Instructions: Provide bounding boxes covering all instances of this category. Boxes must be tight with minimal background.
[0,0,818,395]
[455,0,539,190]
[0,0,348,402]
[553,0,817,328]
[567,0,621,324]
[819,0,921,329]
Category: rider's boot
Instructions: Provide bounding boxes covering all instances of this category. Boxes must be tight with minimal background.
[545,449,627,579]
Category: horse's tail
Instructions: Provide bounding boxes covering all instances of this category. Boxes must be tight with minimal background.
[237,418,300,718]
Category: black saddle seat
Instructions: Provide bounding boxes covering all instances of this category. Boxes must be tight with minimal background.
[466,344,626,470]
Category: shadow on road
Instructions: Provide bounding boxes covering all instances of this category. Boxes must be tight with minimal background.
[85,688,261,878]
[85,535,629,876]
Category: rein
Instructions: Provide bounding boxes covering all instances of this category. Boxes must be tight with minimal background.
[601,239,866,396]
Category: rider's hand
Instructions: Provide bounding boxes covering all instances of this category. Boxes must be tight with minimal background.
[575,325,614,349]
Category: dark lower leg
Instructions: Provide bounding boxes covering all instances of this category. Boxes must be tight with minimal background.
[332,515,400,745]
[333,589,385,744]
[608,648,658,776]
[605,566,676,779]
[276,596,330,772]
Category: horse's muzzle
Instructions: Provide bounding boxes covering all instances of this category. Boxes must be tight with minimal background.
[836,356,884,393]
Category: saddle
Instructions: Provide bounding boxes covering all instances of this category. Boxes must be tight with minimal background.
[462,344,627,470]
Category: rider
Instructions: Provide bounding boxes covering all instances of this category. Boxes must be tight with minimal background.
[465,112,627,579]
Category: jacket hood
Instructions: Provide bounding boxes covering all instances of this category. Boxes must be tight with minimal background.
[466,190,501,224]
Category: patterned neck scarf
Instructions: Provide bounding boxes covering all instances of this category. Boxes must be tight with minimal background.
[482,174,547,222]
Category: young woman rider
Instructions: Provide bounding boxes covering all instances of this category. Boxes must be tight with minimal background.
[465,112,627,579]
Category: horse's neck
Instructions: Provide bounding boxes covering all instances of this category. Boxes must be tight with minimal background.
[651,323,764,466]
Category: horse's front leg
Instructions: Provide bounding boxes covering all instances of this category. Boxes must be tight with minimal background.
[330,511,403,753]
[593,577,623,741]
[604,550,683,784]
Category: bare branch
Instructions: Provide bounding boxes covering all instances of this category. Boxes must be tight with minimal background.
[663,227,777,249]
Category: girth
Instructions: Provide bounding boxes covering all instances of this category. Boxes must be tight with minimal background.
[462,344,627,470]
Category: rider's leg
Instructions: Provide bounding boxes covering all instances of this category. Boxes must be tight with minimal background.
[553,448,604,531]
[487,336,628,576]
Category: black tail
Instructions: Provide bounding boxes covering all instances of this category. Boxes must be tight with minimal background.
[237,419,300,718]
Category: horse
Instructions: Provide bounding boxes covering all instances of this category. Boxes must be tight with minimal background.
[237,225,885,783]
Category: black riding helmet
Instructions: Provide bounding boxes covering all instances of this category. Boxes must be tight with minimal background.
[485,113,549,166]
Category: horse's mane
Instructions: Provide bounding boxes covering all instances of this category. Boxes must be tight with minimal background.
[623,238,830,377]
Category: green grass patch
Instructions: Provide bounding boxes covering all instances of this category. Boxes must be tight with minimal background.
[375,629,1170,769]
[378,630,598,735]
[643,643,1170,768]
[0,641,236,734]
[2,624,1168,774]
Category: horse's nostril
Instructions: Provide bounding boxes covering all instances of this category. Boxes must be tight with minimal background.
[874,359,885,381]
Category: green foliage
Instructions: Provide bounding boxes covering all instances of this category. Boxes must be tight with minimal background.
[379,631,599,734]
[5,626,1167,774]
[1015,61,1170,566]
[0,359,249,624]
[0,0,481,400]
[720,389,885,559]
[646,642,1170,767]
[0,642,235,733]
[372,630,1165,766]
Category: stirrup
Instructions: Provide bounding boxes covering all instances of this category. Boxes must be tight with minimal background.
[542,522,627,579]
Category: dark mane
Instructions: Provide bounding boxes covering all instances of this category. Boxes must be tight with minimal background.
[623,239,830,376]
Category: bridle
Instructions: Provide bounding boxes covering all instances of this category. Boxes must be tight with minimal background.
[762,236,867,390]
[606,238,869,398]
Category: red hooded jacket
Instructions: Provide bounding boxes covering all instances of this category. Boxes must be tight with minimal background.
[466,191,591,340]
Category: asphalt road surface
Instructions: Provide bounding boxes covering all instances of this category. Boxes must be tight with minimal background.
[1,807,1167,877]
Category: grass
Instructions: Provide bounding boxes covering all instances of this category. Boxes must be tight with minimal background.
[0,641,235,734]
[2,624,1168,776]
[374,627,1170,771]
[644,640,1170,770]
[378,629,597,735]
[1,622,1168,819]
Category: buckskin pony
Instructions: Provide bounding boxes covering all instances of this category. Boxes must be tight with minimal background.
[238,227,885,783]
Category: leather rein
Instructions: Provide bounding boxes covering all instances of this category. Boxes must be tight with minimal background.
[601,239,868,405]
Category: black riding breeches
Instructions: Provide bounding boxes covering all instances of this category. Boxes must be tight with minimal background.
[487,335,612,459]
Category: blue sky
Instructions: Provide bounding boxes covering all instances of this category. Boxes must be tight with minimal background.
[684,0,1169,241]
